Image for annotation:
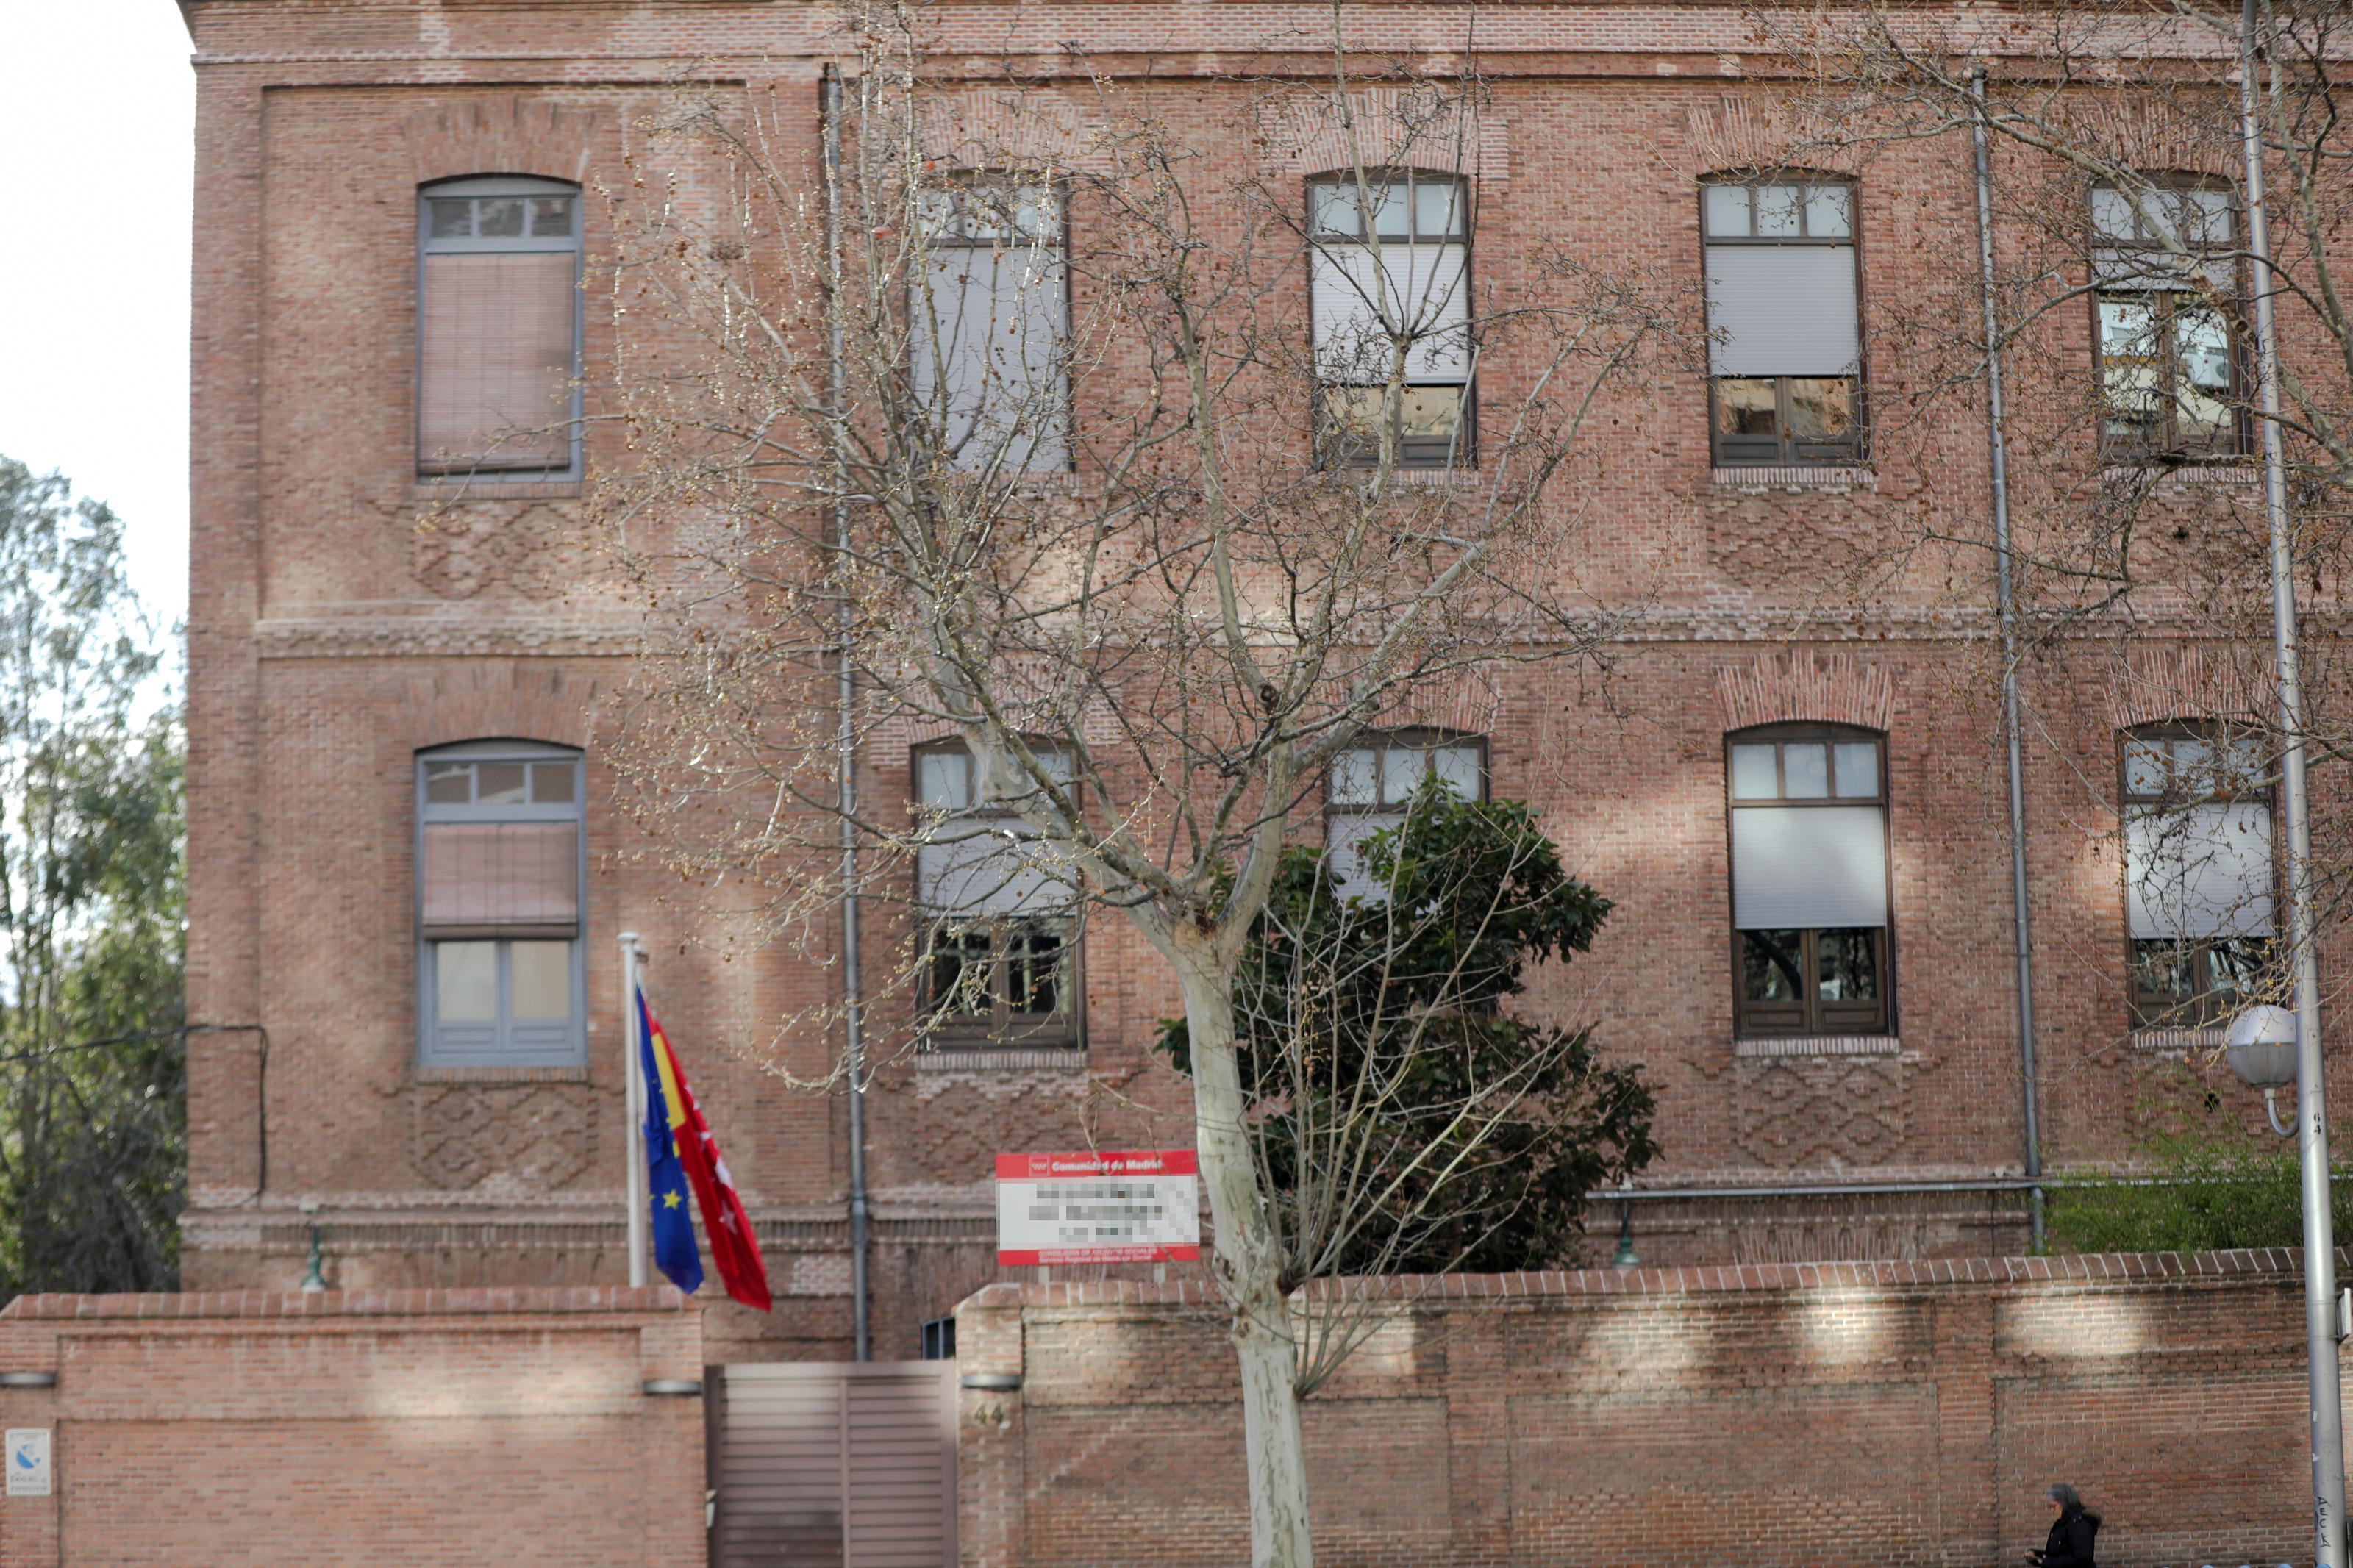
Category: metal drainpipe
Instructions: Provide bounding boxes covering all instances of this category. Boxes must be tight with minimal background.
[1971,69,2046,1251]
[2238,5,2345,1558]
[822,62,872,1364]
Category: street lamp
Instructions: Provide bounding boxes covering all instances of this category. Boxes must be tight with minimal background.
[2229,1003,2299,1138]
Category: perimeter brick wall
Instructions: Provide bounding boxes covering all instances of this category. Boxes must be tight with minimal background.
[0,1286,706,1567]
[958,1250,2346,1567]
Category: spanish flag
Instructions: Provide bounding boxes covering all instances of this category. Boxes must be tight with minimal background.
[637,989,774,1311]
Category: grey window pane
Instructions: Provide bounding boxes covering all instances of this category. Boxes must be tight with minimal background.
[510,940,572,1021]
[1729,743,1779,800]
[1414,179,1462,238]
[1782,742,1829,798]
[918,751,968,810]
[1833,742,1879,799]
[1313,183,1363,237]
[429,198,474,239]
[2099,298,2162,437]
[1329,748,1378,806]
[1755,184,1803,237]
[476,198,525,238]
[2189,188,2232,245]
[1804,185,1852,238]
[928,924,993,1017]
[1430,744,1481,800]
[2174,738,2213,790]
[476,762,528,804]
[2092,187,2137,243]
[425,762,472,804]
[1788,378,1855,441]
[1381,745,1427,804]
[1716,378,1777,437]
[435,941,497,1022]
[2177,306,2235,441]
[2131,938,2194,1003]
[529,197,574,237]
[530,762,576,804]
[1704,184,1750,237]
[2124,738,2168,797]
[1371,181,1410,239]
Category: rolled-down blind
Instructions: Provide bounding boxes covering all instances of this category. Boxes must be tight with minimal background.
[1311,243,1470,383]
[1704,244,1860,376]
[1732,804,1888,930]
[1327,811,1400,902]
[2126,802,2274,939]
[419,251,575,472]
[909,246,1068,471]
[421,822,579,937]
[915,826,1077,917]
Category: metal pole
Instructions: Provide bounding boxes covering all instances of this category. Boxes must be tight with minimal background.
[822,62,872,1363]
[2240,4,2346,1560]
[618,929,649,1289]
[1971,69,2046,1253]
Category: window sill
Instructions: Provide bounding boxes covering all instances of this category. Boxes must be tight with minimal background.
[2129,1025,2229,1053]
[2097,463,2260,488]
[1712,465,1874,493]
[1733,1034,1899,1059]
[413,478,585,502]
[413,1064,593,1084]
[915,1045,1088,1072]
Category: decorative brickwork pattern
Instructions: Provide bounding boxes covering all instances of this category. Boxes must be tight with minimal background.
[1714,649,1898,732]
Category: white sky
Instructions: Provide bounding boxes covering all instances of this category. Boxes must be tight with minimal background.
[0,5,195,631]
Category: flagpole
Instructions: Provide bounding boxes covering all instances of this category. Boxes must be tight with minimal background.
[619,929,649,1289]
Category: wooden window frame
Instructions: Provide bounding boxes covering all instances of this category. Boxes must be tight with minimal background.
[1700,174,1867,468]
[2121,721,2277,1028]
[415,740,588,1067]
[2090,177,2248,464]
[1306,169,1477,470]
[416,175,585,482]
[1724,723,1893,1039]
[910,740,1083,1049]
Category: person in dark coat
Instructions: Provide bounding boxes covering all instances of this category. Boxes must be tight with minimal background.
[2027,1483,2100,1568]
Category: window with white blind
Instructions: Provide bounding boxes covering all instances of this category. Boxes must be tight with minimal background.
[1702,178,1863,467]
[910,180,1070,472]
[2123,726,2274,1027]
[1307,171,1473,468]
[1325,731,1486,901]
[1726,726,1890,1037]
[913,742,1080,1046]
[2093,181,2243,459]
[417,742,585,1066]
[417,176,582,478]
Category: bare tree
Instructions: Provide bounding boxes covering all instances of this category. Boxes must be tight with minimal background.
[593,5,1688,1558]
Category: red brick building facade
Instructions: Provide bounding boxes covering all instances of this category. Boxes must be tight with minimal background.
[176,0,2339,1362]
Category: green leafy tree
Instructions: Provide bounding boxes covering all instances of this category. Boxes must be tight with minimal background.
[0,459,185,1297]
[1159,779,1656,1383]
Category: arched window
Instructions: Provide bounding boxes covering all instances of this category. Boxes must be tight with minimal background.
[1325,729,1487,901]
[1701,175,1862,467]
[910,177,1070,473]
[1307,169,1473,468]
[416,741,585,1065]
[2122,723,2274,1026]
[1726,724,1889,1037]
[911,740,1080,1047]
[417,176,582,479]
[2092,179,2242,459]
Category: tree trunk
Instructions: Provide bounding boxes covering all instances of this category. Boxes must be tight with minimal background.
[1174,943,1314,1568]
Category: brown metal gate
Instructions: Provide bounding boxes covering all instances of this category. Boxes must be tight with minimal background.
[710,1362,958,1568]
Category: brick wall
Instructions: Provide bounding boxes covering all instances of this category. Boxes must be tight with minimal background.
[958,1250,2342,1567]
[0,1287,706,1567]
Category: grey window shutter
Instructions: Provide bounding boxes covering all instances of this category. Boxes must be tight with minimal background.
[2126,802,2274,939]
[1327,811,1400,901]
[1731,804,1888,929]
[910,245,1068,471]
[916,824,1078,916]
[1704,244,1860,376]
[420,821,580,937]
[418,251,576,471]
[1311,243,1469,384]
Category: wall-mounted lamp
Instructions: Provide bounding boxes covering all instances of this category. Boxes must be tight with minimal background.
[640,1378,704,1397]
[0,1372,57,1390]
[959,1372,1021,1392]
[2228,1003,2300,1136]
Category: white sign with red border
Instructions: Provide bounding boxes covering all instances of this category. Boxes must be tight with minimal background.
[995,1150,1201,1265]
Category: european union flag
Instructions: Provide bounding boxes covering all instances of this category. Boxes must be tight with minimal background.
[639,990,704,1295]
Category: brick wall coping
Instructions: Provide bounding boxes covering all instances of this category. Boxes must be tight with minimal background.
[965,1247,2343,1310]
[0,1285,688,1321]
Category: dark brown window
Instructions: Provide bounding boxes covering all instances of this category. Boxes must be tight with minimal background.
[1307,171,1474,469]
[1727,725,1890,1037]
[1702,179,1863,467]
[1324,730,1487,901]
[417,177,582,478]
[2093,182,2243,461]
[2122,724,2274,1027]
[912,742,1079,1047]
